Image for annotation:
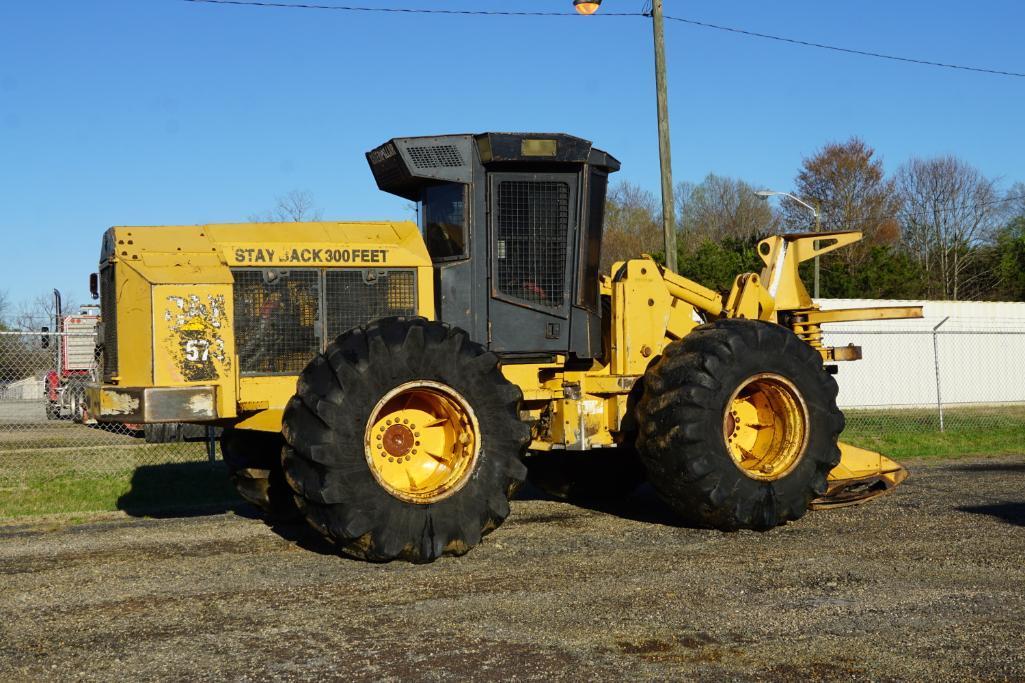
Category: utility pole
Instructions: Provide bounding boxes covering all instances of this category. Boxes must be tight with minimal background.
[651,0,677,272]
[813,206,822,299]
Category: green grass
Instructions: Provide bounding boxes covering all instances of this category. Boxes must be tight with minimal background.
[0,443,240,519]
[842,405,1025,460]
[1,405,1022,520]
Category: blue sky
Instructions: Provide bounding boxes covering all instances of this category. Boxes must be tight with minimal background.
[1,0,1022,310]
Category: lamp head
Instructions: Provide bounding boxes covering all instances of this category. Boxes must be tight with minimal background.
[573,0,602,15]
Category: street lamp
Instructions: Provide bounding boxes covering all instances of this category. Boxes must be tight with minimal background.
[572,0,602,15]
[754,190,823,299]
[574,0,677,272]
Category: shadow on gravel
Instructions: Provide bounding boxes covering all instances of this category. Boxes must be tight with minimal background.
[515,481,687,528]
[117,462,244,518]
[264,519,340,556]
[958,503,1025,526]
[948,462,1025,474]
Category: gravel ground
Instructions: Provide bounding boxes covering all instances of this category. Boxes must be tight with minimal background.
[1,456,1023,682]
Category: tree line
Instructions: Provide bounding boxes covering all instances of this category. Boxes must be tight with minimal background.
[601,137,1025,301]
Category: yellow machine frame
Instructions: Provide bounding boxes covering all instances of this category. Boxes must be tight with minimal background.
[89,224,919,504]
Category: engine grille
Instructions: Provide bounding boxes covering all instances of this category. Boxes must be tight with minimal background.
[232,268,417,375]
[324,270,417,341]
[100,265,118,380]
[494,180,569,308]
[233,270,321,375]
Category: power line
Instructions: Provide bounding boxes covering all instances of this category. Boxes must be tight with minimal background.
[661,15,1025,79]
[181,0,638,17]
[183,0,1025,78]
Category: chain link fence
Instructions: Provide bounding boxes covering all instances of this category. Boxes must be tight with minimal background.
[825,326,1025,458]
[0,331,228,519]
[1,325,1022,519]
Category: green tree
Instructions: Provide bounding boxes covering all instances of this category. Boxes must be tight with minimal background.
[676,236,765,294]
[804,245,927,300]
[992,216,1025,301]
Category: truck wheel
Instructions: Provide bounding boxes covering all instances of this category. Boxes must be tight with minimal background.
[221,428,299,519]
[524,448,645,503]
[635,319,844,530]
[282,317,529,563]
[144,423,174,443]
[45,401,59,420]
[69,386,85,423]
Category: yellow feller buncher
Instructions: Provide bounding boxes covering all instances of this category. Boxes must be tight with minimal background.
[87,133,920,563]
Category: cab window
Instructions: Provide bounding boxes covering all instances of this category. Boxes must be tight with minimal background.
[421,183,467,260]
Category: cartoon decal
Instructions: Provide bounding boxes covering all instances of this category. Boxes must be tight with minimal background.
[164,294,230,381]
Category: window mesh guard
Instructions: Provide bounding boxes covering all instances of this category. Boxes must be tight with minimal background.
[100,266,118,380]
[324,270,416,341]
[233,270,321,375]
[232,269,417,375]
[495,180,569,308]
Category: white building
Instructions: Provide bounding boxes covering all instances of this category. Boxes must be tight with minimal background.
[818,299,1025,409]
[1,376,46,401]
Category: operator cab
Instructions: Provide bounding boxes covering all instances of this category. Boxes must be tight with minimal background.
[367,133,620,360]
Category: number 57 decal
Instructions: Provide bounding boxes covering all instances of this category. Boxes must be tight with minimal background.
[185,339,211,362]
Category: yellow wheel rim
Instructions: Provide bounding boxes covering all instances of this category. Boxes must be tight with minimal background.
[723,373,809,481]
[364,381,480,504]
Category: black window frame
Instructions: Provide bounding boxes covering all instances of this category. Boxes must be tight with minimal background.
[419,182,470,263]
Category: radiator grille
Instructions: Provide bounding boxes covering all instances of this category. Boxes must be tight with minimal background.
[494,180,569,308]
[100,265,118,380]
[407,144,463,169]
[233,270,321,375]
[232,268,417,375]
[325,270,417,341]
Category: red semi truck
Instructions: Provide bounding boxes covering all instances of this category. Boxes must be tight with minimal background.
[44,305,100,422]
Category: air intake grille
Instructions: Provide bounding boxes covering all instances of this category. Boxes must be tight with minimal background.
[100,265,118,380]
[325,270,417,341]
[407,144,463,169]
[494,180,569,308]
[233,270,321,375]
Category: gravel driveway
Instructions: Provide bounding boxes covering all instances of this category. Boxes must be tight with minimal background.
[2,456,1023,681]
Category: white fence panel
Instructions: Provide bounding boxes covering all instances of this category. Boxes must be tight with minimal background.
[818,299,1025,409]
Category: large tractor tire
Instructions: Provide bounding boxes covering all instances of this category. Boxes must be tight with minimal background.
[524,447,646,504]
[221,428,299,519]
[282,317,529,563]
[635,318,844,531]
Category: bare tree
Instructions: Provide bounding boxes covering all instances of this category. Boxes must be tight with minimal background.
[677,174,780,243]
[786,138,902,271]
[250,190,323,223]
[12,292,78,331]
[896,156,1002,300]
[0,290,9,331]
[601,182,663,271]
[1005,181,1025,220]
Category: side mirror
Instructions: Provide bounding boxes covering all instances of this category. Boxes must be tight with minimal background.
[89,273,100,300]
[40,327,50,349]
